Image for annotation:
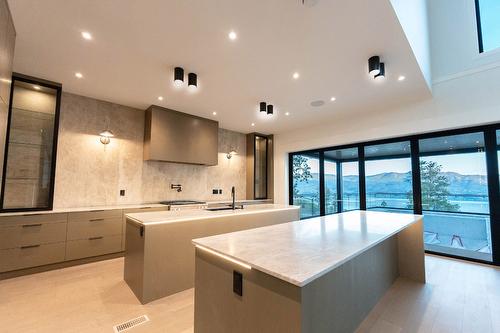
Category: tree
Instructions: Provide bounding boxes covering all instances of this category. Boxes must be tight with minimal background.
[292,155,313,198]
[407,160,460,211]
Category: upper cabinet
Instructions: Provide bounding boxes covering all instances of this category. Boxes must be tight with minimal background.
[143,106,218,166]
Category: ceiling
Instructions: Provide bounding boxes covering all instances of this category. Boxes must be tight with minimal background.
[8,0,431,134]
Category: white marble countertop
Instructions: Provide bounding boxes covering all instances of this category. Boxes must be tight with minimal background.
[126,204,299,226]
[0,199,272,217]
[192,210,422,287]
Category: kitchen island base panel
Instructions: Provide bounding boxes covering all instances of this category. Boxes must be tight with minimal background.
[194,248,302,333]
[194,219,425,333]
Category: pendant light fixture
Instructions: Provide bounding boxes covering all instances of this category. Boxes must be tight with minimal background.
[188,73,198,89]
[174,67,184,86]
[267,104,274,115]
[260,102,267,112]
[374,62,385,80]
[368,56,381,76]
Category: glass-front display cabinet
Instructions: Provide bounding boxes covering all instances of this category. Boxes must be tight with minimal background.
[246,133,273,201]
[0,74,61,211]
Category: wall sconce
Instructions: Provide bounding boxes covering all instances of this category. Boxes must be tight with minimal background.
[99,129,114,145]
[226,149,237,159]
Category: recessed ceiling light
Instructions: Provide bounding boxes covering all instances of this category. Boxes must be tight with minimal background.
[285,112,290,116]
[330,97,336,102]
[81,31,92,40]
[228,31,237,41]
[158,96,163,101]
[251,123,255,127]
[292,72,300,79]
[33,85,41,90]
[398,75,406,81]
[75,72,83,78]
[212,111,217,116]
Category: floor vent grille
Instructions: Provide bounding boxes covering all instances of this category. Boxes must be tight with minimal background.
[113,315,149,333]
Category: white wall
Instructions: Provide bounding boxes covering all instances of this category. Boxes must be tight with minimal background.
[429,0,500,80]
[390,0,432,87]
[274,0,500,204]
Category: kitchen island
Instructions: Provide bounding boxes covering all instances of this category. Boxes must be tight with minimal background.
[192,210,424,333]
[123,204,299,303]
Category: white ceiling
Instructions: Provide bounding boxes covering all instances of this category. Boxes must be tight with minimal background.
[8,0,431,134]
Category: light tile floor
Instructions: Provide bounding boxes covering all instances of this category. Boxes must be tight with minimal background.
[0,254,499,332]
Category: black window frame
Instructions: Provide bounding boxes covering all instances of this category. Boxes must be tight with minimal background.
[288,122,500,267]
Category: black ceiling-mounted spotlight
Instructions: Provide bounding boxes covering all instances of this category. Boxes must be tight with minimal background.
[188,73,197,89]
[174,67,184,86]
[368,56,381,76]
[374,62,385,80]
[260,102,267,112]
[267,104,274,115]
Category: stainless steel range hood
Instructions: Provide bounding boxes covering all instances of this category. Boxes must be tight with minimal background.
[143,105,219,165]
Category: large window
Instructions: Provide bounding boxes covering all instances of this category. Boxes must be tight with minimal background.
[419,133,491,261]
[291,153,320,219]
[289,124,500,265]
[324,148,359,214]
[364,142,412,213]
[476,0,500,53]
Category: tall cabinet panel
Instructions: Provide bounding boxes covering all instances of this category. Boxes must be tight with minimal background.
[0,0,16,197]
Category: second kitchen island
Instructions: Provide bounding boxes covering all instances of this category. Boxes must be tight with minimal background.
[124,204,299,303]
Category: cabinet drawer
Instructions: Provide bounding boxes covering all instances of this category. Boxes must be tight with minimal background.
[0,242,66,273]
[68,209,122,223]
[0,222,67,250]
[65,235,122,261]
[67,218,122,241]
[0,213,67,227]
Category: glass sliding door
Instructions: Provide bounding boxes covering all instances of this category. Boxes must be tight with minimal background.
[291,152,320,219]
[324,148,359,213]
[419,133,492,262]
[364,141,413,213]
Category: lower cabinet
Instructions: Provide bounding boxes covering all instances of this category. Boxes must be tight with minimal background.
[66,235,122,261]
[0,242,66,272]
[0,206,168,273]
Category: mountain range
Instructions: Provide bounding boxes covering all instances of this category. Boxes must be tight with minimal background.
[296,172,488,196]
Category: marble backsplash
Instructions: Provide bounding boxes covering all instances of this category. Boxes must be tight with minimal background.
[53,93,246,208]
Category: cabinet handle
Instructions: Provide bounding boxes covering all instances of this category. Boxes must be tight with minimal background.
[89,218,104,222]
[22,224,42,228]
[22,213,42,216]
[88,236,103,241]
[20,244,40,249]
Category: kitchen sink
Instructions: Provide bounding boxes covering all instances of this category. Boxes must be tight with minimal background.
[205,206,244,211]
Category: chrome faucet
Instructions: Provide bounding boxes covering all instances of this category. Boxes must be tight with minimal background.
[231,186,236,210]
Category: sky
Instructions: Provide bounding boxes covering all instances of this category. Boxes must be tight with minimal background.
[479,0,500,52]
[305,152,490,177]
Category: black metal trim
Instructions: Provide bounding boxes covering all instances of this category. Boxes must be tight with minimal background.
[0,73,62,212]
[475,0,484,53]
[288,153,294,205]
[411,139,423,214]
[484,129,500,263]
[319,152,325,216]
[336,162,343,213]
[358,146,366,211]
